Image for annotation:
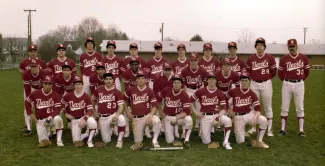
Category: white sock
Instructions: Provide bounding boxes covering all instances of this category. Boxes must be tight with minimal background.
[267,119,272,131]
[258,128,266,142]
[153,130,159,143]
[211,126,215,133]
[281,119,286,131]
[81,133,89,140]
[26,119,32,131]
[175,125,179,134]
[88,129,95,142]
[185,129,191,142]
[118,132,124,142]
[56,129,63,142]
[224,128,231,144]
[299,118,304,132]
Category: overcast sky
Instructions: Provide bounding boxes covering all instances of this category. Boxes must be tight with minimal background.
[0,0,324,44]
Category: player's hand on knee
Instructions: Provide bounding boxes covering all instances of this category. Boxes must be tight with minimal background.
[159,111,166,118]
[112,115,119,123]
[65,113,74,120]
[196,112,203,119]
[31,114,38,124]
[145,115,153,125]
[170,117,177,126]
[78,118,86,128]
[127,112,134,120]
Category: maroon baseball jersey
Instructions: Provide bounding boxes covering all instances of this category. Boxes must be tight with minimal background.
[226,87,261,113]
[53,73,76,95]
[157,87,190,116]
[79,51,102,76]
[19,57,47,73]
[47,57,77,78]
[146,57,169,79]
[171,58,189,75]
[198,56,221,73]
[152,72,174,95]
[224,56,246,76]
[102,55,124,78]
[61,92,93,118]
[122,69,149,89]
[89,73,104,95]
[92,86,124,115]
[23,69,49,97]
[181,67,209,89]
[124,86,157,116]
[278,53,310,81]
[246,53,277,81]
[25,89,61,119]
[189,87,226,113]
[215,71,240,92]
[120,55,148,72]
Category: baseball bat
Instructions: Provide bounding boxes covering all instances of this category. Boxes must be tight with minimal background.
[136,147,184,151]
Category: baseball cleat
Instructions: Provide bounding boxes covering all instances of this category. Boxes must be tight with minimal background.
[256,141,269,149]
[23,130,32,136]
[57,141,64,147]
[244,131,250,137]
[152,141,160,148]
[130,143,143,150]
[267,130,274,137]
[175,132,180,138]
[299,132,306,138]
[279,130,286,136]
[184,141,191,148]
[223,142,232,150]
[115,141,123,148]
[87,141,94,148]
[247,127,256,134]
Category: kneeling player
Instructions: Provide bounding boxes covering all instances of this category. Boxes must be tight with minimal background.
[190,74,232,150]
[226,73,269,148]
[25,76,64,147]
[62,76,97,148]
[157,77,193,147]
[92,73,126,148]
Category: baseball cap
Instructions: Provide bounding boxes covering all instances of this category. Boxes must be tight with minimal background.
[28,45,38,51]
[228,42,237,49]
[240,72,251,80]
[287,39,298,47]
[136,70,145,77]
[61,64,72,70]
[154,42,163,49]
[106,40,116,48]
[96,62,105,69]
[29,59,38,67]
[203,43,213,50]
[163,63,173,70]
[207,72,216,79]
[43,75,53,84]
[73,76,83,84]
[221,58,232,65]
[129,43,138,49]
[129,57,140,64]
[103,73,114,79]
[177,44,186,51]
[85,37,95,47]
[189,53,198,60]
[56,43,66,50]
[172,75,183,83]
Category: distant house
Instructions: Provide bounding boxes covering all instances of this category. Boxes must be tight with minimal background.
[2,37,28,62]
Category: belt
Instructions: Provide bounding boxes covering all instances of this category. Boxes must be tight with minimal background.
[37,117,47,120]
[99,113,113,117]
[166,114,176,116]
[285,79,302,83]
[133,115,146,118]
[71,116,83,120]
[252,80,267,83]
[234,112,248,116]
[203,112,217,115]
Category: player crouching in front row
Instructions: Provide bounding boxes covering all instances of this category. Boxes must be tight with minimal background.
[24,76,64,147]
[62,76,98,148]
[226,72,269,148]
[92,73,126,148]
[157,76,193,147]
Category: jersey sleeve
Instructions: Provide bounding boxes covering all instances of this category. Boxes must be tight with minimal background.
[79,55,84,75]
[225,89,233,99]
[46,61,53,76]
[23,72,32,97]
[71,61,77,75]
[245,57,252,74]
[157,87,167,103]
[89,75,96,95]
[92,89,99,103]
[251,91,261,112]
[124,88,131,101]
[189,89,200,103]
[218,92,227,111]
[303,55,310,80]
[53,75,64,95]
[19,61,25,73]
[25,92,35,115]
[115,91,124,106]
[182,94,191,115]
[278,56,285,81]
[233,72,240,87]
[50,93,62,117]
[215,59,221,72]
[240,60,247,75]
[149,89,157,108]
[269,55,277,78]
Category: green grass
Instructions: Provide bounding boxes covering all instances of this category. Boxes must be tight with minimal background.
[0,69,324,166]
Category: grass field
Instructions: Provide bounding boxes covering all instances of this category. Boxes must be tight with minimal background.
[0,69,324,166]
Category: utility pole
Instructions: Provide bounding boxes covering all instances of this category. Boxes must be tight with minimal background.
[24,9,36,46]
[160,23,164,41]
[303,27,308,44]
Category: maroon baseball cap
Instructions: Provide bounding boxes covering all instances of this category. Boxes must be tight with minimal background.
[56,43,66,50]
[129,43,138,49]
[129,57,139,64]
[154,42,163,49]
[287,39,298,46]
[43,75,53,84]
[163,63,172,70]
[228,42,237,48]
[85,37,94,42]
[73,76,83,84]
[207,72,216,79]
[189,53,198,60]
[28,45,38,51]
[106,40,116,48]
[177,44,186,51]
[203,43,213,50]
[221,58,232,65]
[96,61,105,69]
[136,70,145,77]
[29,59,38,67]
[172,75,183,83]
[240,72,251,80]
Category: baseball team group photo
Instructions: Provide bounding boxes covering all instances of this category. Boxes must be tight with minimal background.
[0,0,324,165]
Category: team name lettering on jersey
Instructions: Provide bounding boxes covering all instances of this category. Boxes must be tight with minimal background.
[105,61,118,70]
[69,100,86,111]
[36,98,54,109]
[84,58,98,68]
[186,76,200,84]
[217,81,232,88]
[132,94,149,104]
[175,66,187,74]
[252,60,269,70]
[165,97,182,107]
[200,64,215,72]
[31,80,42,85]
[150,65,163,74]
[235,96,252,107]
[201,96,219,105]
[286,60,304,71]
[98,93,116,103]
[231,64,240,72]
[54,65,62,73]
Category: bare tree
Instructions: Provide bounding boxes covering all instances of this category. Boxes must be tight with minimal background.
[3,37,20,67]
[52,25,75,41]
[237,28,256,43]
[309,39,322,44]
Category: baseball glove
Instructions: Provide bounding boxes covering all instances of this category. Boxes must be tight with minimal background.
[172,141,183,147]
[38,139,51,148]
[130,143,143,151]
[74,141,85,148]
[208,142,220,149]
[95,141,106,148]
[44,119,51,127]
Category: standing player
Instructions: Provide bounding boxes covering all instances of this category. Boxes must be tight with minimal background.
[89,62,105,95]
[153,63,175,96]
[216,59,240,93]
[278,39,310,137]
[190,73,233,150]
[62,76,97,148]
[124,71,162,150]
[198,43,221,73]
[123,57,150,89]
[171,44,189,75]
[157,77,193,147]
[224,42,246,76]
[22,61,49,136]
[246,37,277,136]
[181,53,209,131]
[47,43,76,78]
[120,43,147,72]
[79,37,102,94]
[25,76,64,147]
[92,73,126,148]
[226,73,269,148]
[146,42,169,89]
[102,40,123,91]
[53,64,76,96]
[19,45,47,76]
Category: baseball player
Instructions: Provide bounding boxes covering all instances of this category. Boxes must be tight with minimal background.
[22,61,49,136]
[278,39,310,137]
[181,53,209,132]
[146,42,169,89]
[246,37,277,136]
[61,76,97,148]
[152,62,175,95]
[124,71,162,150]
[53,64,76,97]
[226,72,269,148]
[19,45,47,76]
[224,42,246,76]
[92,73,126,148]
[157,77,193,147]
[47,43,76,78]
[102,40,124,91]
[171,44,189,75]
[216,59,240,92]
[89,62,105,95]
[189,73,233,150]
[123,57,150,89]
[120,43,148,72]
[24,76,64,147]
[198,43,221,73]
[79,37,102,94]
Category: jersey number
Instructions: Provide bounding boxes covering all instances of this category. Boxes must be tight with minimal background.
[46,108,52,114]
[296,69,304,75]
[107,102,117,109]
[147,103,150,109]
[261,69,269,74]
[175,108,182,114]
[91,66,96,72]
